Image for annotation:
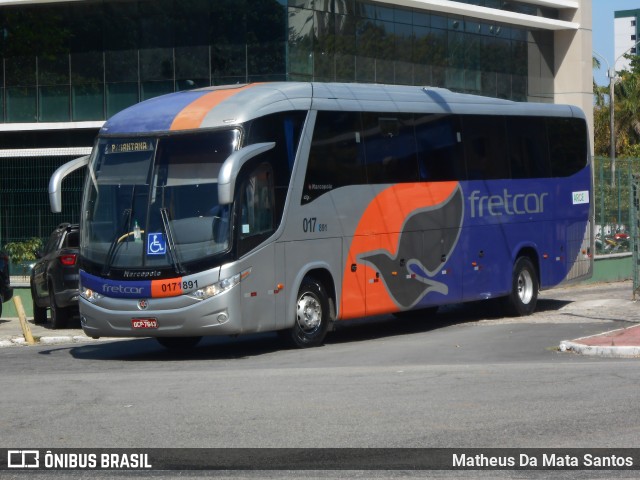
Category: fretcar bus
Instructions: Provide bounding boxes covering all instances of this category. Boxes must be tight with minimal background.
[50,82,593,349]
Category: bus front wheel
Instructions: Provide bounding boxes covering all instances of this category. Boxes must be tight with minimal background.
[281,277,330,348]
[503,257,538,316]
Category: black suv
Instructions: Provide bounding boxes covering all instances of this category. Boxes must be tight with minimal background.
[30,223,80,328]
[0,250,13,317]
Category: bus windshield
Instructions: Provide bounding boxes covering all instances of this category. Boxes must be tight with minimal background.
[81,129,240,274]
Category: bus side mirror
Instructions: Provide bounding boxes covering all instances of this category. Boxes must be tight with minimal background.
[218,142,275,205]
[49,155,90,213]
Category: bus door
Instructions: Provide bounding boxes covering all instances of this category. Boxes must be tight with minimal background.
[236,164,277,332]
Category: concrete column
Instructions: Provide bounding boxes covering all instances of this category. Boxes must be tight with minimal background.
[554,0,594,153]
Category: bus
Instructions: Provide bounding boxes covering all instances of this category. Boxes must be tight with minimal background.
[49,82,593,349]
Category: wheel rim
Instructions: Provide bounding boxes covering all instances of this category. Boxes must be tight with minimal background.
[517,269,534,304]
[296,292,322,334]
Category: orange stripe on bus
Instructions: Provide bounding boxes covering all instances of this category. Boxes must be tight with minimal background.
[170,85,254,131]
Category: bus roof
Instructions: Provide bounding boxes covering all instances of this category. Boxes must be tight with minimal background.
[100,82,585,136]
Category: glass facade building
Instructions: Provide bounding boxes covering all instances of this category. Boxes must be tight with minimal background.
[0,0,591,247]
[0,0,558,126]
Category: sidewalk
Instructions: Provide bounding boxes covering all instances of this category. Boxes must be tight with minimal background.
[0,314,104,348]
[559,324,640,357]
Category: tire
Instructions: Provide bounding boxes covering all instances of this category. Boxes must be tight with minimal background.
[49,288,69,329]
[33,300,48,324]
[31,284,48,324]
[280,277,331,348]
[156,336,202,350]
[502,256,538,316]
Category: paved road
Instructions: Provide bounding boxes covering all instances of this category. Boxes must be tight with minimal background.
[0,281,639,479]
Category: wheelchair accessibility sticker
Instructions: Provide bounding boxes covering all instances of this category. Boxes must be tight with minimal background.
[147,233,167,255]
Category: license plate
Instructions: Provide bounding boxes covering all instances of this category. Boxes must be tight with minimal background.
[132,318,158,329]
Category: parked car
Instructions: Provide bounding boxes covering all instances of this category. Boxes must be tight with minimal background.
[30,223,80,328]
[0,250,13,317]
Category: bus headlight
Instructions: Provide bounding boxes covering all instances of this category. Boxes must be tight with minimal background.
[81,287,103,302]
[191,273,241,300]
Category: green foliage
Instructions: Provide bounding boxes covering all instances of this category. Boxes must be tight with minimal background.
[593,54,640,158]
[3,237,43,263]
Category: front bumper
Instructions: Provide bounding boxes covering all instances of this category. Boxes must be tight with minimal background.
[80,288,242,338]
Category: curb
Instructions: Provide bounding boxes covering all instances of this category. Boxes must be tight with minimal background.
[559,340,640,358]
[0,335,108,347]
[559,323,640,358]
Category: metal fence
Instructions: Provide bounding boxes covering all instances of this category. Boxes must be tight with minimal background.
[594,156,639,255]
[631,175,640,298]
[0,151,85,276]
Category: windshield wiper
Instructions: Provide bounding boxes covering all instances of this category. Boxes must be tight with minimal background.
[102,184,137,276]
[160,207,185,275]
[102,207,133,276]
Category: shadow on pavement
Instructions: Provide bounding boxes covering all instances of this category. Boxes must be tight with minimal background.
[55,297,575,362]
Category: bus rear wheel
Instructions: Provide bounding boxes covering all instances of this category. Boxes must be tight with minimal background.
[281,277,330,348]
[503,256,538,316]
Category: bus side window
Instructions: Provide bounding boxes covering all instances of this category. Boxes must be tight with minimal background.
[415,114,463,181]
[238,163,275,256]
[547,117,588,177]
[461,115,509,180]
[361,113,419,184]
[506,116,550,179]
[245,111,307,228]
[302,111,366,204]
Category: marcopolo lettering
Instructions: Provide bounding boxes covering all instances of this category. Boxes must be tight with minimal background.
[469,189,549,217]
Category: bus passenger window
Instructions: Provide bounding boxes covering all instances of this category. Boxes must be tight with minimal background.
[462,115,508,180]
[507,116,550,179]
[415,114,463,181]
[547,118,588,177]
[361,113,419,184]
[302,111,366,204]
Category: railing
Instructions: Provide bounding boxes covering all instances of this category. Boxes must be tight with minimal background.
[594,156,639,255]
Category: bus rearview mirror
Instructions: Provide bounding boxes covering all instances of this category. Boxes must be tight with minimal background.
[49,155,90,213]
[218,142,275,205]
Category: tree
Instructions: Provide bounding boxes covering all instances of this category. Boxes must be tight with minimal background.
[594,54,640,159]
[612,55,640,157]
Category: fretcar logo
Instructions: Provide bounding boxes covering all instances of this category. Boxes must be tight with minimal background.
[468,189,549,217]
[102,284,144,295]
